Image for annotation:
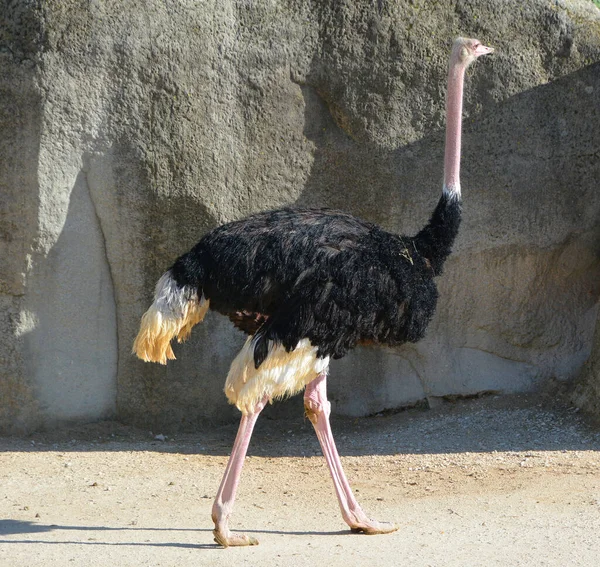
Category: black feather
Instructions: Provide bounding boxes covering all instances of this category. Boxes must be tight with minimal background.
[167,200,461,367]
[413,193,462,275]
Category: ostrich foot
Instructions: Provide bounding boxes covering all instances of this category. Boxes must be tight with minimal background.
[349,519,399,535]
[213,527,259,548]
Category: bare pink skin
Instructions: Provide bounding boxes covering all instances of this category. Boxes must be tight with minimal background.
[211,374,396,548]
[211,395,268,547]
[304,372,398,534]
[443,38,494,198]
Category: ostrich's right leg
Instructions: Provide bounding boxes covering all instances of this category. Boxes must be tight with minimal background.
[211,396,268,547]
[304,373,398,535]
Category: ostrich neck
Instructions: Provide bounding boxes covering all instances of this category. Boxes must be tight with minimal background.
[443,62,467,200]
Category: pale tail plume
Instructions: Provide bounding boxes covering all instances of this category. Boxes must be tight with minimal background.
[132,271,209,364]
[225,337,330,415]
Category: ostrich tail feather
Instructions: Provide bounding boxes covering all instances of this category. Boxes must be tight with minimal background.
[132,271,209,364]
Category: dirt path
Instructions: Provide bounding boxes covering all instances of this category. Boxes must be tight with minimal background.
[1,395,599,566]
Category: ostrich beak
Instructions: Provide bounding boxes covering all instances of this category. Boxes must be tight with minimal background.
[475,44,494,57]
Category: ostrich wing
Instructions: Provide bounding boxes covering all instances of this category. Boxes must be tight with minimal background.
[250,259,412,369]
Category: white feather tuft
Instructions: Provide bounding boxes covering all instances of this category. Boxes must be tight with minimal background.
[442,182,461,200]
[132,271,209,364]
[225,338,329,414]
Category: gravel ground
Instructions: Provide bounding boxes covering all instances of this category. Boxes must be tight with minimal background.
[1,394,599,567]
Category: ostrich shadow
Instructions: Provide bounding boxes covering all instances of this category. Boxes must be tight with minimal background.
[0,519,349,548]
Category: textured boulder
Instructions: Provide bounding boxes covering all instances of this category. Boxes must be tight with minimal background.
[1,0,600,433]
[574,312,600,420]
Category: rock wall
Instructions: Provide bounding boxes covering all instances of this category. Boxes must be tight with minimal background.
[1,0,600,433]
[574,310,600,420]
[1,2,44,432]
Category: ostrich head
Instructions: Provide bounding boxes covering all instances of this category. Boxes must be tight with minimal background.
[453,37,494,68]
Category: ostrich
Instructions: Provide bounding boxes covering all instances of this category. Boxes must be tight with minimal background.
[133,37,493,547]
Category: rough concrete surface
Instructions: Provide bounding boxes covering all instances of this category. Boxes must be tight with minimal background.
[1,395,599,566]
[574,310,600,418]
[1,0,600,433]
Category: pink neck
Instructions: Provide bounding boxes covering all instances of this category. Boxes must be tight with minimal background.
[443,59,467,200]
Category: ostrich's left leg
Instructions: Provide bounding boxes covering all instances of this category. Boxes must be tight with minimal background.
[211,395,268,547]
[304,372,398,534]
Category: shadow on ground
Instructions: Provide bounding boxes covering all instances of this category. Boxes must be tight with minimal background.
[0,519,350,544]
[1,394,599,457]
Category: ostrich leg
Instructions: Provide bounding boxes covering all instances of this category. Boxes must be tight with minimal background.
[212,395,269,547]
[304,373,398,534]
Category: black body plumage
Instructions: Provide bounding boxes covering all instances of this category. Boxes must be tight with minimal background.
[170,195,461,369]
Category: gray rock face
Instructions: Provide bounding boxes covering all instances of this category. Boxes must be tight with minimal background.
[1,0,600,433]
[574,311,600,420]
